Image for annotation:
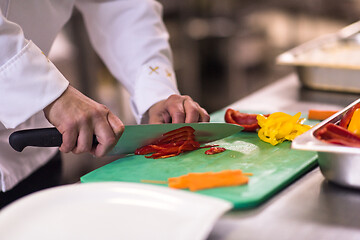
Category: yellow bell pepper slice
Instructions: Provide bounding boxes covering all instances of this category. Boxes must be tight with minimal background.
[257,112,312,146]
[348,108,360,135]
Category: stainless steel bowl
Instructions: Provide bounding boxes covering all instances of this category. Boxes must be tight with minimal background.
[292,98,360,189]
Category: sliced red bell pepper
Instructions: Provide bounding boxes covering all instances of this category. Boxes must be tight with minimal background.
[205,147,226,155]
[155,126,195,144]
[135,126,214,159]
[339,103,360,128]
[225,108,268,132]
[162,126,195,136]
[144,140,201,159]
[135,141,186,155]
[135,145,156,155]
[315,123,360,148]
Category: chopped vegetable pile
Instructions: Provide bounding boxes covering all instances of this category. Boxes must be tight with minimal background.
[257,112,312,146]
[135,126,217,159]
[224,108,312,145]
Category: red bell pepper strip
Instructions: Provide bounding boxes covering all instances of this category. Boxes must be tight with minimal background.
[134,145,156,155]
[224,108,269,132]
[134,141,186,155]
[339,103,360,128]
[144,140,201,159]
[155,126,195,144]
[162,126,195,136]
[315,123,360,148]
[205,147,226,155]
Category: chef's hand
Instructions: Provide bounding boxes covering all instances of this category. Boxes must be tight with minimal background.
[148,94,210,124]
[43,85,124,157]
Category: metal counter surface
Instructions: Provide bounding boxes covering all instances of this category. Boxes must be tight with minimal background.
[208,74,360,240]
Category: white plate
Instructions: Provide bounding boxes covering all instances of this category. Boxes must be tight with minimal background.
[0,182,232,240]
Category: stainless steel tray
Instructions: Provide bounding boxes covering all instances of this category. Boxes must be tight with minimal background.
[292,98,360,189]
[277,21,360,93]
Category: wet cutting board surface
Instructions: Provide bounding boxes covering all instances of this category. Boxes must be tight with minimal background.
[81,110,319,209]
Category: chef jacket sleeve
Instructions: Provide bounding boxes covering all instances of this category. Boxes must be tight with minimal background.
[0,12,69,129]
[75,0,180,123]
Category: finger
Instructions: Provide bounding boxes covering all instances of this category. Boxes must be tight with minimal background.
[72,125,93,154]
[149,114,162,124]
[92,117,117,157]
[169,107,185,123]
[108,112,125,140]
[162,111,172,123]
[183,99,200,123]
[188,101,210,122]
[166,96,186,123]
[60,130,78,153]
[149,110,171,124]
[148,100,172,124]
[198,106,210,122]
[148,106,166,124]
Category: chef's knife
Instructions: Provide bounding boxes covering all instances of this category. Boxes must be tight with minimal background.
[9,122,243,155]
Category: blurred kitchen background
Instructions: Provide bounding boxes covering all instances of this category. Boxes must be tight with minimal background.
[48,0,360,184]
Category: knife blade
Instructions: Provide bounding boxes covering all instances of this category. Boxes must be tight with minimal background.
[9,122,243,155]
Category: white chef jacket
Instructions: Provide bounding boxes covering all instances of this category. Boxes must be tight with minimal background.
[0,0,179,192]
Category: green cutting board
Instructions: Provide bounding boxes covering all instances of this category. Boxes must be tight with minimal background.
[81,110,318,209]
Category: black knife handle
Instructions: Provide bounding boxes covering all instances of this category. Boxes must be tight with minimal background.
[9,127,98,152]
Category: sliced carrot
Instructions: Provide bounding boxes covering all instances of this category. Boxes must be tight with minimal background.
[168,169,251,191]
[308,109,338,120]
